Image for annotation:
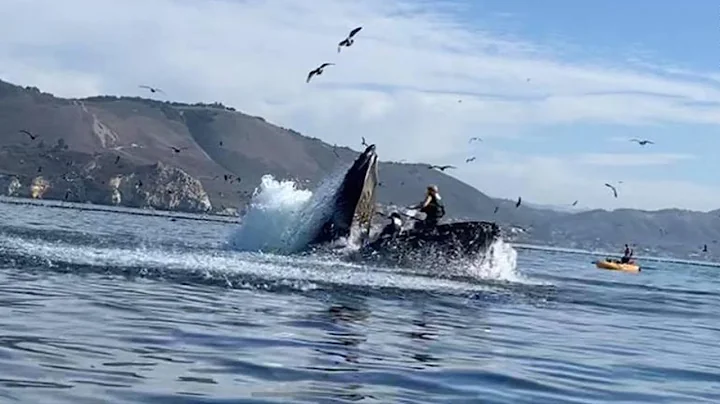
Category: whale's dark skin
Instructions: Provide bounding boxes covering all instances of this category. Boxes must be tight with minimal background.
[307,144,379,247]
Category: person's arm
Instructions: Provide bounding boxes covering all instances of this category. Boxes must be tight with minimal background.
[408,195,431,209]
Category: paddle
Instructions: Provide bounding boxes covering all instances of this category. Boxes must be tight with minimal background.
[375,209,422,221]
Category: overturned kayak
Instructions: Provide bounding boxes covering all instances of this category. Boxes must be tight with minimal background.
[595,259,640,273]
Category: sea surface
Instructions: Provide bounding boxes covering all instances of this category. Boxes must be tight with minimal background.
[0,200,719,403]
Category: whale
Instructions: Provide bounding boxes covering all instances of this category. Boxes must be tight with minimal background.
[307,144,379,247]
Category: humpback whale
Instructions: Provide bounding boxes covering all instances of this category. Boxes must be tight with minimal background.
[303,143,500,267]
[307,144,379,247]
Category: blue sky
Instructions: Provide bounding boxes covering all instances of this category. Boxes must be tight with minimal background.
[0,0,719,211]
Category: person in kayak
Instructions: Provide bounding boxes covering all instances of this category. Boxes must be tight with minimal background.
[408,185,445,230]
[620,244,633,263]
[377,212,403,239]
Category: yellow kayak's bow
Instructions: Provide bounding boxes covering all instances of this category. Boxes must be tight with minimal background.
[595,259,641,273]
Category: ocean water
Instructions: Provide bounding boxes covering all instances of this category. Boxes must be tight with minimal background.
[0,193,719,402]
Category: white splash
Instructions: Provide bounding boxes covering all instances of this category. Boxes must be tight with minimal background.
[228,175,312,253]
[468,238,524,283]
[229,170,351,253]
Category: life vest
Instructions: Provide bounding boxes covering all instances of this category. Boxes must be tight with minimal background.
[422,193,445,219]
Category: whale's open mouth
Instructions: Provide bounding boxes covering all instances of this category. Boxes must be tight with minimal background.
[309,144,379,246]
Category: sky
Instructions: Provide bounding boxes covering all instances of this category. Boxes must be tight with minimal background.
[1,0,720,211]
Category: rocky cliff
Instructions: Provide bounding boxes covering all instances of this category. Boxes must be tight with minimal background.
[0,146,211,213]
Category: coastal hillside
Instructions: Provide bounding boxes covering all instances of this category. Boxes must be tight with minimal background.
[0,78,718,258]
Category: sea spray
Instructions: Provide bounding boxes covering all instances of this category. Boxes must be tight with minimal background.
[229,168,350,253]
[228,175,312,252]
[468,238,523,282]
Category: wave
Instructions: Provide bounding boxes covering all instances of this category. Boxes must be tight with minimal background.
[0,233,541,299]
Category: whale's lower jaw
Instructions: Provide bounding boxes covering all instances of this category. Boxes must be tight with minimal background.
[309,144,379,246]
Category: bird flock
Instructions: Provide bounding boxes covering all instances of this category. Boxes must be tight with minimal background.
[301,25,660,215]
[11,23,661,215]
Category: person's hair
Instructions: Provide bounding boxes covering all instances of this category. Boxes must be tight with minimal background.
[427,185,438,194]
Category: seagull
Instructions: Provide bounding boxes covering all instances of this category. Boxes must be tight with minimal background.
[465,157,476,163]
[515,196,522,208]
[139,85,165,94]
[170,146,188,154]
[428,164,456,172]
[306,63,334,83]
[361,136,368,147]
[468,137,482,143]
[572,200,578,206]
[114,156,121,165]
[338,26,362,53]
[604,183,618,198]
[19,129,38,140]
[493,206,499,214]
[630,138,654,146]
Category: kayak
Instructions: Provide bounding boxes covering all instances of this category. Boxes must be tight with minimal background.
[595,259,640,273]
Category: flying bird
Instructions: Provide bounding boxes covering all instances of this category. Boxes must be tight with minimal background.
[428,164,456,172]
[361,136,368,147]
[493,206,499,214]
[139,85,165,94]
[515,196,522,208]
[630,138,654,146]
[19,129,38,140]
[468,137,482,143]
[338,26,362,53]
[604,183,618,198]
[572,200,578,206]
[465,157,476,163]
[114,156,121,165]
[170,146,188,153]
[306,63,334,83]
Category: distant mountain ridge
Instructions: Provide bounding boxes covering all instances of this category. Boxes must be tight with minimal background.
[0,78,717,259]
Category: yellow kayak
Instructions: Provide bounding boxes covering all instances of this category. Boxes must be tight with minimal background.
[595,259,641,273]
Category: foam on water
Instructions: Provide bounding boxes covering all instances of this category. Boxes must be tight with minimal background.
[0,234,500,294]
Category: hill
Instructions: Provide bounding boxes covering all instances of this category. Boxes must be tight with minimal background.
[0,78,718,259]
[0,78,507,218]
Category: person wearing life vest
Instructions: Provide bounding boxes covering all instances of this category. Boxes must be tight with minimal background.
[409,185,445,229]
[377,212,403,240]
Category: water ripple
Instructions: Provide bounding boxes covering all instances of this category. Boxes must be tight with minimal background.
[0,202,718,402]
